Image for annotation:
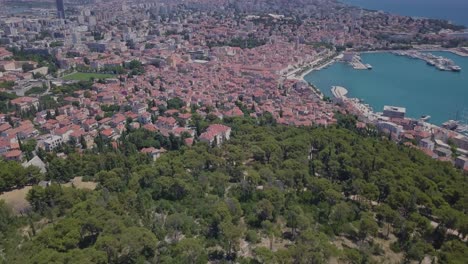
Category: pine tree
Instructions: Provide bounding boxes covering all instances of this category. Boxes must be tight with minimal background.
[17,135,23,150]
[80,135,87,149]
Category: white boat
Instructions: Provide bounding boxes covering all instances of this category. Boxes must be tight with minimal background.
[420,115,431,121]
[451,66,462,72]
[365,64,373,70]
[436,64,447,71]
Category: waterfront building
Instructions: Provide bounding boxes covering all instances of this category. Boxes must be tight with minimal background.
[383,106,406,119]
[442,120,459,130]
[343,52,355,62]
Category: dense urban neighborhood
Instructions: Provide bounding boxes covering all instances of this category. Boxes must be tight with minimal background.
[0,0,467,169]
[0,0,467,263]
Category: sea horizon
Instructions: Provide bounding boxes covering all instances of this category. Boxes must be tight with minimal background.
[341,0,468,26]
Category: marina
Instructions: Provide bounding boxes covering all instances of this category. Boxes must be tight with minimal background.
[443,120,468,136]
[392,51,462,72]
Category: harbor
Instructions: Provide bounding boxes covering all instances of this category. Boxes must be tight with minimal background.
[392,51,462,72]
[304,51,468,126]
[443,120,468,137]
[329,84,468,162]
[341,52,373,70]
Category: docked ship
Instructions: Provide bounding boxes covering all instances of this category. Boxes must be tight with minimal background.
[451,65,462,72]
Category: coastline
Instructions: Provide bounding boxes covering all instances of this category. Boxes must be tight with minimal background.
[331,86,348,99]
[360,46,468,57]
[296,55,340,79]
[284,53,342,81]
[282,53,343,100]
[302,47,468,128]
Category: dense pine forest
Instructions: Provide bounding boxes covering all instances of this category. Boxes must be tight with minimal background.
[0,116,467,264]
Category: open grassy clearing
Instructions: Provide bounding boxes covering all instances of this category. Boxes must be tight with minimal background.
[62,72,115,81]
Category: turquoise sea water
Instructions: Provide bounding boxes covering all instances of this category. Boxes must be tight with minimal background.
[304,52,468,125]
[341,0,468,26]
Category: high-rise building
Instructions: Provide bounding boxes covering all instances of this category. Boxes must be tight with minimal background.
[56,0,65,19]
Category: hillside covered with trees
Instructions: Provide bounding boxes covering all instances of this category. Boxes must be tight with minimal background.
[0,116,467,264]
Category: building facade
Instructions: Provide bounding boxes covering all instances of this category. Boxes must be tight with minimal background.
[56,0,66,19]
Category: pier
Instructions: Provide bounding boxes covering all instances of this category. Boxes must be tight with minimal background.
[331,86,348,99]
[392,51,462,72]
[330,86,376,121]
[341,52,372,70]
[350,60,368,70]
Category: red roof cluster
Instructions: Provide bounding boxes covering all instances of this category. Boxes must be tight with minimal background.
[199,124,231,141]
